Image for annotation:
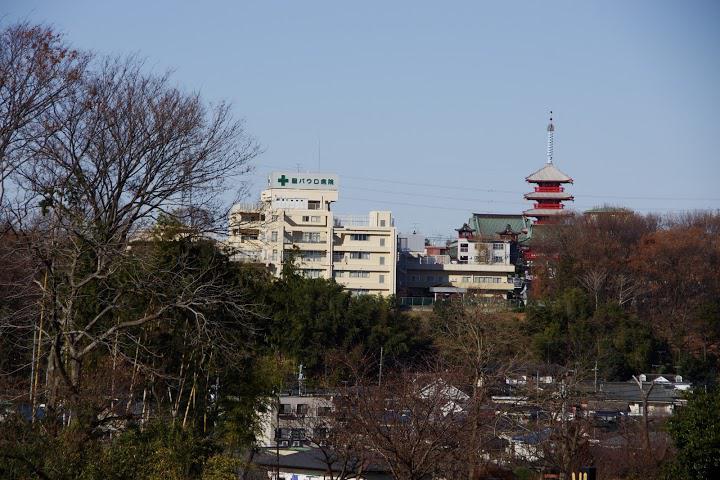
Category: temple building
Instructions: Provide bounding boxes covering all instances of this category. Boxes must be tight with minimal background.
[523,114,574,224]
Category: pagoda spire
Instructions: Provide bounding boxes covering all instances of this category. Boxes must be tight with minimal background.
[546,110,554,164]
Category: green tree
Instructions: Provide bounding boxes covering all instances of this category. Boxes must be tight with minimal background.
[666,389,720,479]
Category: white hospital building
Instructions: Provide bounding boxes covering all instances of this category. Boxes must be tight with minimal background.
[227,172,397,296]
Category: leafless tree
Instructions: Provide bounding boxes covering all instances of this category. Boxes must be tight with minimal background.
[0,23,89,208]
[1,39,260,426]
[340,368,471,480]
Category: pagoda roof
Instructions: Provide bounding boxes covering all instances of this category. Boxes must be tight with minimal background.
[525,163,573,183]
[523,208,573,217]
[524,192,575,201]
[455,223,475,234]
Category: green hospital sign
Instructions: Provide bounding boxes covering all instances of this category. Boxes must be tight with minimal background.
[269,172,339,191]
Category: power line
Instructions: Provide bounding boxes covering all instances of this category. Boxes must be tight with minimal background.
[255,166,720,202]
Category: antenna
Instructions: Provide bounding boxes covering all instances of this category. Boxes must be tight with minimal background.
[317,138,321,172]
[546,110,555,164]
[296,163,301,173]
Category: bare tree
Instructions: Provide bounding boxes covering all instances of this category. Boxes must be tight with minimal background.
[0,23,89,207]
[340,369,470,480]
[1,47,259,425]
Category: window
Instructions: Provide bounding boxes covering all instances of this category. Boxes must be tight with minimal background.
[379,238,385,247]
[302,215,310,222]
[303,270,322,279]
[493,255,503,263]
[379,256,385,265]
[300,232,321,243]
[279,404,292,415]
[460,244,468,253]
[462,276,471,283]
[349,271,370,278]
[493,243,504,250]
[349,252,370,260]
[310,216,321,223]
[333,271,345,278]
[380,219,386,227]
[379,274,385,284]
[308,200,321,210]
[272,249,278,262]
[301,251,325,262]
[271,231,278,242]
[296,404,309,415]
[350,234,368,241]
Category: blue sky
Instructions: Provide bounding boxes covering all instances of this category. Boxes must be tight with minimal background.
[5,0,720,237]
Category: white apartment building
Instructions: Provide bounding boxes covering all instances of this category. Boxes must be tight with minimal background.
[227,172,397,296]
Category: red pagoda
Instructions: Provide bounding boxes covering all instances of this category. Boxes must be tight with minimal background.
[523,113,574,224]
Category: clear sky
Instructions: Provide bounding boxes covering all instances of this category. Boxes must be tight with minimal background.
[5,0,720,237]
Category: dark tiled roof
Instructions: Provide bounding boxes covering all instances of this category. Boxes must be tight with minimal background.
[469,213,532,242]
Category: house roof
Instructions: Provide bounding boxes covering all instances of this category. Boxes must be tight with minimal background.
[525,163,573,183]
[469,213,532,242]
[599,382,688,404]
[253,447,388,473]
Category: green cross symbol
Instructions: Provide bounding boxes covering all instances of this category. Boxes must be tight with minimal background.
[277,174,289,186]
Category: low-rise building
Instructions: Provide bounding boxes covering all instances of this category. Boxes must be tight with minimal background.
[398,222,522,300]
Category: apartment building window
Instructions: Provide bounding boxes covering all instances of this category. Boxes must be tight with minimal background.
[351,289,370,296]
[279,404,292,415]
[271,231,278,242]
[308,200,321,210]
[349,271,370,278]
[349,252,370,260]
[379,274,385,284]
[380,219,386,227]
[301,251,325,262]
[272,249,278,262]
[296,404,309,415]
[302,215,310,222]
[493,255,503,263]
[350,234,368,241]
[300,232,321,243]
[333,271,345,278]
[460,244,468,253]
[379,238,385,247]
[303,270,323,279]
[379,256,385,265]
[311,216,321,222]
[493,243,504,250]
[462,276,471,283]
[332,252,345,262]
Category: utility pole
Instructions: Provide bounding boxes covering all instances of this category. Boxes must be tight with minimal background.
[378,347,384,386]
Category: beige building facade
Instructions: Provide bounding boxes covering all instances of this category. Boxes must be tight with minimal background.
[227,172,396,296]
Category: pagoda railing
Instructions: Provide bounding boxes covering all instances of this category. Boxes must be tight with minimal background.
[533,203,564,209]
[534,186,564,192]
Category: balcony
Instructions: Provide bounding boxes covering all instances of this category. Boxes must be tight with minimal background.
[534,186,564,192]
[334,215,370,227]
[533,203,564,209]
